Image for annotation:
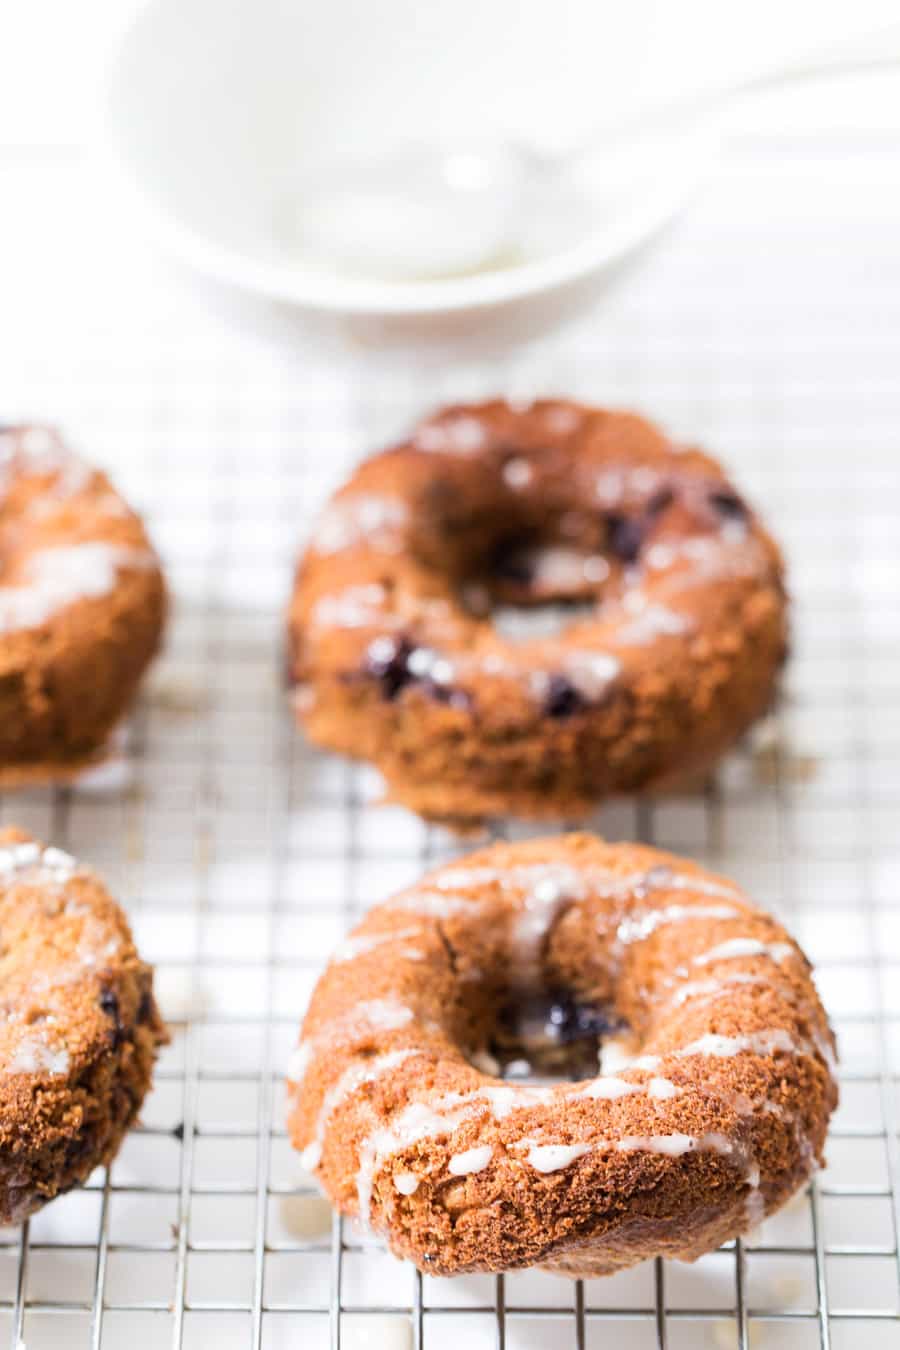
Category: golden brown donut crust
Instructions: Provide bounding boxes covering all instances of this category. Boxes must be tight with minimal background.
[287,834,836,1278]
[0,425,166,783]
[0,828,167,1224]
[287,400,787,823]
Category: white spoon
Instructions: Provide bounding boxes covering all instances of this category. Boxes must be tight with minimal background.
[289,24,900,282]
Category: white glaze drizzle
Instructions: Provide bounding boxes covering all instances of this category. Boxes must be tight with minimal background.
[678,1029,800,1060]
[693,938,795,967]
[311,494,407,555]
[429,861,593,896]
[299,1048,416,1172]
[643,1129,762,1206]
[448,1145,494,1176]
[618,1131,703,1157]
[348,1024,819,1221]
[414,414,487,454]
[542,406,582,434]
[287,1043,313,1084]
[627,1054,663,1071]
[616,903,742,946]
[311,846,828,1226]
[357,1095,482,1221]
[571,1076,639,1101]
[616,1025,826,1074]
[508,874,576,988]
[560,650,621,701]
[333,928,422,962]
[480,1083,557,1118]
[492,603,594,645]
[502,457,533,489]
[0,424,93,499]
[310,583,391,630]
[0,840,114,1079]
[287,998,415,1089]
[632,866,744,903]
[0,841,81,887]
[0,543,155,635]
[6,1039,70,1076]
[613,604,692,646]
[598,1036,636,1076]
[40,846,78,880]
[0,843,41,874]
[386,889,476,918]
[517,546,609,593]
[393,1171,419,1195]
[406,646,455,685]
[665,971,764,1009]
[522,1141,592,1173]
[428,860,742,908]
[645,531,771,599]
[595,463,663,507]
[647,1077,681,1099]
[407,860,747,990]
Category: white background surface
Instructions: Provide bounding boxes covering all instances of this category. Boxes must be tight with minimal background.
[0,3,899,1348]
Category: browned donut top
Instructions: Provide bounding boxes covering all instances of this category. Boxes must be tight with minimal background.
[288,835,836,1262]
[0,424,162,650]
[290,400,785,719]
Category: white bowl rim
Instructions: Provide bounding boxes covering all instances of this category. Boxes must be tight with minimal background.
[98,8,722,319]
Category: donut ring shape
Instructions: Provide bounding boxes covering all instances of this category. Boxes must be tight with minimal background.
[287,400,787,823]
[0,829,167,1224]
[287,835,836,1277]
[0,424,166,783]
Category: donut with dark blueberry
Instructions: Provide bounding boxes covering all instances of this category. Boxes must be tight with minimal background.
[287,834,836,1276]
[0,828,167,1225]
[287,400,787,822]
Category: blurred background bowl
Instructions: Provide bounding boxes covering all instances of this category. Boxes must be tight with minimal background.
[101,0,729,342]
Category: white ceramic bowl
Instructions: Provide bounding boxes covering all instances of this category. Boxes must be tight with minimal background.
[101,0,722,341]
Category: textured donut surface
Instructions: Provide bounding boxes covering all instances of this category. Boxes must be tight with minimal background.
[0,828,167,1224]
[287,834,836,1277]
[0,424,166,783]
[287,399,787,822]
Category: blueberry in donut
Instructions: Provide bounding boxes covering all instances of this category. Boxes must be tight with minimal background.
[0,828,167,1223]
[287,400,787,821]
[287,834,836,1277]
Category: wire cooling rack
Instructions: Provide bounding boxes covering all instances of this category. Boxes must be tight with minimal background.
[2,110,900,1350]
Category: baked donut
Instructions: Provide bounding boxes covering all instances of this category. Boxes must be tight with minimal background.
[287,834,836,1277]
[0,828,167,1224]
[0,424,166,784]
[288,400,787,822]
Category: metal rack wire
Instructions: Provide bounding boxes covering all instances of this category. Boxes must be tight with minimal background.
[0,385,896,1350]
[2,117,900,1350]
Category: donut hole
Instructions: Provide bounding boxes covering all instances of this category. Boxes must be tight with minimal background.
[416,459,672,595]
[486,988,628,1083]
[445,484,678,643]
[436,524,603,657]
[484,530,610,606]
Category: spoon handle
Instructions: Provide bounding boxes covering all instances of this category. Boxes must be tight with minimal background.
[563,21,900,167]
[741,20,900,92]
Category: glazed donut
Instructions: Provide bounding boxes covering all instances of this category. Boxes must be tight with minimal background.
[0,829,167,1224]
[0,424,166,783]
[287,400,787,822]
[287,834,836,1277]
